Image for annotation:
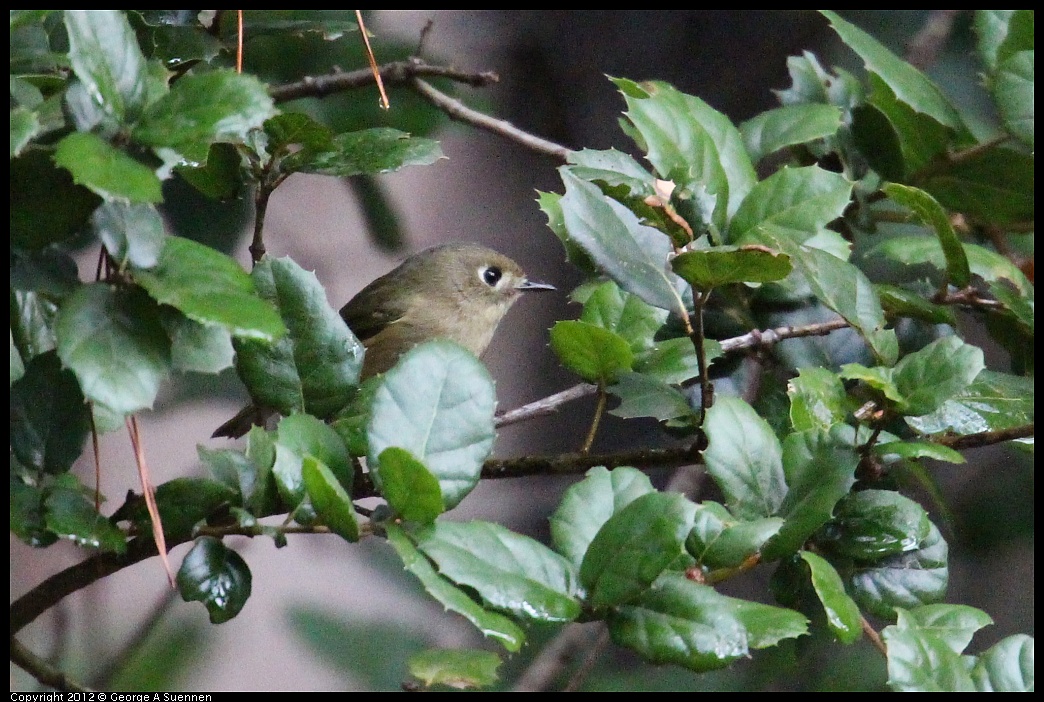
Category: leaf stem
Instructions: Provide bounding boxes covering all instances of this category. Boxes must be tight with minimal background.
[581,386,608,453]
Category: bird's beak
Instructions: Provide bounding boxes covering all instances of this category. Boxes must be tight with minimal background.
[517,279,556,292]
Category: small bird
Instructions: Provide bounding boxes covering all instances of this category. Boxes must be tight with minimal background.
[213,242,554,438]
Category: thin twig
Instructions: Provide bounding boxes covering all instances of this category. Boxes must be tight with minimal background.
[580,387,608,453]
[861,615,888,656]
[11,636,95,693]
[268,59,499,103]
[495,383,598,427]
[511,623,604,691]
[411,78,573,162]
[562,625,611,692]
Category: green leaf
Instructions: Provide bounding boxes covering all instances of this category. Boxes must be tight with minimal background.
[91,201,166,270]
[972,634,1035,692]
[302,454,358,542]
[289,127,444,177]
[10,352,91,475]
[10,332,25,386]
[550,320,634,384]
[686,502,783,569]
[578,279,668,354]
[990,279,1033,336]
[874,439,965,465]
[609,371,696,422]
[272,413,353,511]
[611,77,757,229]
[819,490,931,561]
[375,447,444,524]
[112,477,237,541]
[558,168,686,312]
[56,284,170,413]
[871,236,1033,295]
[787,366,851,431]
[846,521,948,619]
[177,536,252,624]
[233,256,365,419]
[134,70,277,156]
[763,427,859,560]
[883,183,970,288]
[44,474,127,553]
[174,143,245,200]
[671,245,792,290]
[197,445,277,517]
[408,648,501,690]
[994,49,1034,148]
[765,228,897,365]
[579,491,697,608]
[384,524,524,652]
[566,147,656,196]
[893,336,985,416]
[549,466,656,571]
[134,236,286,341]
[876,283,957,326]
[974,10,1034,71]
[10,105,40,158]
[634,336,720,386]
[53,131,163,203]
[921,146,1034,226]
[161,310,235,374]
[739,104,843,163]
[906,369,1034,437]
[10,472,57,548]
[64,10,148,122]
[799,551,862,644]
[820,10,964,131]
[367,341,496,510]
[415,521,581,623]
[11,150,102,249]
[881,605,995,691]
[702,396,786,520]
[609,572,808,672]
[729,165,854,246]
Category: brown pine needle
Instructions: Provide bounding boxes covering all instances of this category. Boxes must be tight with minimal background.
[89,407,101,511]
[126,416,176,588]
[356,10,390,109]
[236,10,244,74]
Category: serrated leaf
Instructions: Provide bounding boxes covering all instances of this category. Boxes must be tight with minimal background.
[609,572,808,672]
[609,371,696,422]
[272,413,353,511]
[43,474,127,553]
[415,520,581,622]
[729,165,853,246]
[112,477,237,541]
[367,341,495,510]
[384,524,524,652]
[290,128,444,177]
[883,183,970,288]
[177,536,252,624]
[739,103,843,163]
[161,310,235,374]
[787,366,851,431]
[897,604,994,654]
[53,131,163,203]
[549,466,656,571]
[672,245,792,290]
[302,455,358,542]
[875,284,957,326]
[686,503,783,569]
[906,369,1034,437]
[134,236,286,341]
[10,351,91,475]
[762,426,859,560]
[846,521,948,619]
[994,50,1034,148]
[799,551,862,644]
[197,445,276,516]
[893,336,985,417]
[702,396,786,520]
[55,283,171,413]
[819,489,931,561]
[611,77,757,230]
[233,256,365,419]
[134,70,276,156]
[558,168,686,312]
[882,604,996,692]
[64,10,148,122]
[820,11,964,132]
[375,447,443,524]
[579,491,697,608]
[550,320,634,385]
[578,279,668,354]
[92,201,166,269]
[972,634,1035,692]
[566,147,656,196]
[10,473,58,548]
[408,648,501,690]
[920,146,1034,226]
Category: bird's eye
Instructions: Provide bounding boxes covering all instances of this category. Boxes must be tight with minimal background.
[482,266,503,287]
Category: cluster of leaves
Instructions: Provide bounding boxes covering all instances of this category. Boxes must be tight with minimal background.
[9,10,1034,693]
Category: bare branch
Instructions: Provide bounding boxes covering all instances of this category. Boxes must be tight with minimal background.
[11,637,95,693]
[481,441,703,480]
[930,423,1034,451]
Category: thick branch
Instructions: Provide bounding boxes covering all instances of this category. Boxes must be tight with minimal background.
[930,423,1033,451]
[11,636,95,693]
[268,58,499,103]
[481,441,704,480]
